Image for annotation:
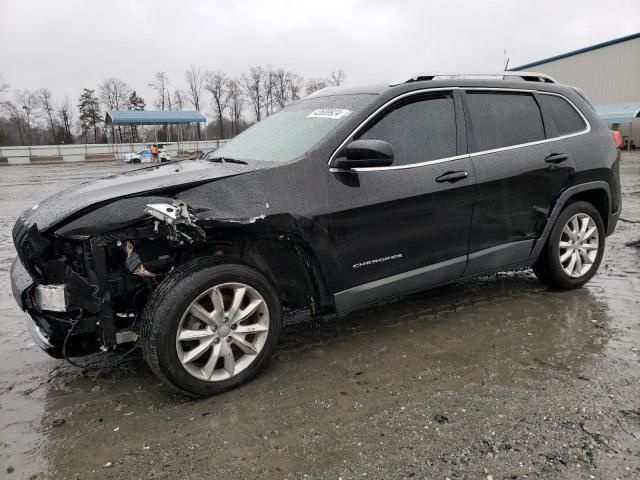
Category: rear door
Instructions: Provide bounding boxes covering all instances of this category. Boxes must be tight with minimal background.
[325,90,476,311]
[462,89,578,274]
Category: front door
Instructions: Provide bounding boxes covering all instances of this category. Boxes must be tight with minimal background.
[324,91,475,311]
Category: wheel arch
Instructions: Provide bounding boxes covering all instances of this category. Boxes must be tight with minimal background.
[531,181,612,259]
[566,188,610,231]
[190,233,334,316]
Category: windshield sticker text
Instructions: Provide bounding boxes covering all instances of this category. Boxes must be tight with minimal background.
[307,108,352,119]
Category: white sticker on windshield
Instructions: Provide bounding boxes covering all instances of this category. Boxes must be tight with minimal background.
[307,108,352,119]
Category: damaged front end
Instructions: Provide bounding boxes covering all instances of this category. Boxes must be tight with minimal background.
[11,198,208,358]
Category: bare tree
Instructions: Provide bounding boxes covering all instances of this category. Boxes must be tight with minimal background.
[166,89,173,111]
[205,71,229,139]
[287,73,304,102]
[262,66,278,116]
[274,68,290,109]
[149,72,174,140]
[149,72,170,111]
[1,100,26,144]
[56,97,74,144]
[172,89,187,140]
[305,78,329,95]
[99,78,131,110]
[243,66,265,121]
[99,78,132,142]
[185,65,204,139]
[173,89,186,110]
[37,88,57,143]
[226,78,245,136]
[185,65,205,111]
[16,90,38,144]
[329,70,346,86]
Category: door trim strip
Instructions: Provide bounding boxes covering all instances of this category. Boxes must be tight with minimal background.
[333,255,467,313]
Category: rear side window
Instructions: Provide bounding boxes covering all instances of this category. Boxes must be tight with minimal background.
[465,92,545,152]
[538,94,586,136]
[358,92,456,166]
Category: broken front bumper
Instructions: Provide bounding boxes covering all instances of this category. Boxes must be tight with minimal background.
[11,258,64,357]
[10,256,102,357]
[10,257,33,310]
[10,258,68,312]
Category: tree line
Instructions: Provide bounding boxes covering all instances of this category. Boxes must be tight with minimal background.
[0,67,346,146]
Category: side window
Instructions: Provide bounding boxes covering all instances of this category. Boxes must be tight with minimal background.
[358,93,456,166]
[465,92,545,152]
[538,94,586,136]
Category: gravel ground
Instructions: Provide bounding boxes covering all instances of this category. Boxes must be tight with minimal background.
[0,155,639,479]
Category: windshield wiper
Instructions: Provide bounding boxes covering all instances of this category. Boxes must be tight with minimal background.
[209,156,247,165]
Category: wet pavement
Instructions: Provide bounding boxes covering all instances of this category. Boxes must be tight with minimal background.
[1,156,639,479]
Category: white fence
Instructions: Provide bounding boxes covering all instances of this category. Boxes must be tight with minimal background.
[0,140,227,165]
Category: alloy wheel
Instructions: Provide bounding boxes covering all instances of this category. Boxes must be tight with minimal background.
[176,282,270,382]
[558,213,599,278]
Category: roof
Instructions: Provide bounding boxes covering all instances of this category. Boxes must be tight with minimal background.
[594,102,640,124]
[511,32,640,71]
[390,71,556,85]
[308,72,560,99]
[105,111,206,124]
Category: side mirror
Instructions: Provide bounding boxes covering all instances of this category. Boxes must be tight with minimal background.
[333,139,394,169]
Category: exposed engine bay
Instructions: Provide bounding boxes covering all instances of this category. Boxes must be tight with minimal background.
[12,199,205,357]
[12,194,329,360]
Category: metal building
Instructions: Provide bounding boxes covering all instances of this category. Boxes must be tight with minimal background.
[512,32,640,149]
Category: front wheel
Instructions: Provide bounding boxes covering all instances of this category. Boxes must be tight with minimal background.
[141,259,282,397]
[533,201,605,289]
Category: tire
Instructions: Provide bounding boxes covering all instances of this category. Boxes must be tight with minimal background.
[140,259,282,397]
[131,158,141,164]
[532,201,605,289]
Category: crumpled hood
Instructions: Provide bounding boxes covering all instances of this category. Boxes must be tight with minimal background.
[18,160,263,232]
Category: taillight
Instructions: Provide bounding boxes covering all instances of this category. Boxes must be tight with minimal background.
[611,130,623,149]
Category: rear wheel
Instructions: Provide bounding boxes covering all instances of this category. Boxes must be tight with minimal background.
[533,201,605,289]
[141,259,282,397]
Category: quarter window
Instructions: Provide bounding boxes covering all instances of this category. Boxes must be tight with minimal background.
[358,93,457,166]
[465,92,545,152]
[538,94,586,136]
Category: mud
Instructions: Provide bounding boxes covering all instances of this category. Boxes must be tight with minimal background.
[1,157,639,479]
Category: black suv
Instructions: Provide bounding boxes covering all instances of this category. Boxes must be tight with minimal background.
[10,72,621,396]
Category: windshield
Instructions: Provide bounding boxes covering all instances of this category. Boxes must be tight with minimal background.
[212,94,376,162]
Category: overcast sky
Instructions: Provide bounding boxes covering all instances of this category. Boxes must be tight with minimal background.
[1,0,638,115]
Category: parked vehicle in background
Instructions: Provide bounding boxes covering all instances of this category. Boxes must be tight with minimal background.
[124,148,171,163]
[10,72,621,397]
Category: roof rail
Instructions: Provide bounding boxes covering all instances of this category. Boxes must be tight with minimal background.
[390,71,557,86]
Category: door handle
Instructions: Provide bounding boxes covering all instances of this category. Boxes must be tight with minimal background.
[544,153,569,164]
[435,171,468,183]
